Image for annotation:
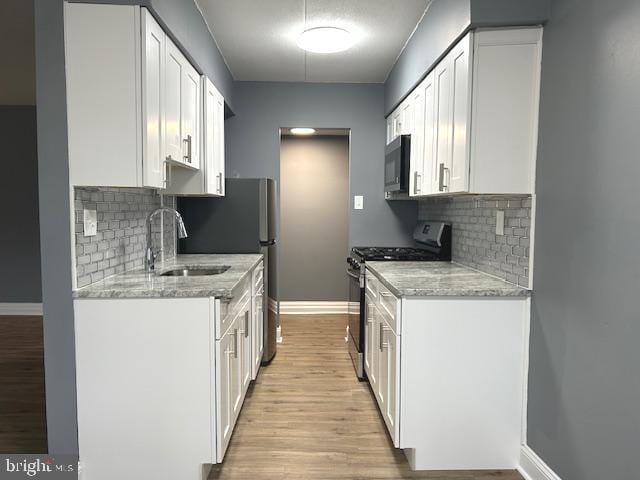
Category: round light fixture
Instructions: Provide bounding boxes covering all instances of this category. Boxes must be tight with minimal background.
[298,27,353,54]
[290,127,316,135]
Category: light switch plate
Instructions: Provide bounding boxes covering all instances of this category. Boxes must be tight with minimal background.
[84,209,97,236]
[354,195,364,210]
[496,210,505,236]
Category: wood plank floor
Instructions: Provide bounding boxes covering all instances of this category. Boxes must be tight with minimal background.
[0,316,47,453]
[209,314,522,480]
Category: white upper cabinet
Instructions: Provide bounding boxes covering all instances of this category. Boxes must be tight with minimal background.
[389,27,542,197]
[141,10,165,189]
[469,28,542,194]
[204,78,226,196]
[448,34,472,193]
[65,3,225,194]
[433,44,454,194]
[164,39,201,170]
[408,83,426,197]
[165,75,226,196]
[180,61,202,169]
[65,3,143,187]
[163,40,184,167]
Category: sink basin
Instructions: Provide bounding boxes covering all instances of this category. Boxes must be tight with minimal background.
[159,266,230,277]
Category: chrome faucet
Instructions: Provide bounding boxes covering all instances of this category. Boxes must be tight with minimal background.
[145,207,188,272]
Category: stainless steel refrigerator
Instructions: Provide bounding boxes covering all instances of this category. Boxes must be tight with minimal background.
[177,178,278,364]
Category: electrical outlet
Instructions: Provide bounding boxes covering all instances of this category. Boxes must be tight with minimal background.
[84,209,97,236]
[354,195,364,210]
[496,210,505,236]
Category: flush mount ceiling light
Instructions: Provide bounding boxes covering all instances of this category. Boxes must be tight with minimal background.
[290,127,316,135]
[298,27,354,54]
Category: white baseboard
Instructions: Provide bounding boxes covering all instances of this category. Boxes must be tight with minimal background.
[0,303,43,316]
[518,445,562,480]
[279,301,357,315]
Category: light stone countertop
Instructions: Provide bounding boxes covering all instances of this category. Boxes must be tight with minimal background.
[365,261,531,298]
[73,254,263,300]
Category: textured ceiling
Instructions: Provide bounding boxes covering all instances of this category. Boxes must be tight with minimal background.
[195,0,430,83]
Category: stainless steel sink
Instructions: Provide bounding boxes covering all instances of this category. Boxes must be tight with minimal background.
[159,266,230,277]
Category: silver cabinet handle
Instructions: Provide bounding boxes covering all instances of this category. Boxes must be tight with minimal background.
[414,171,421,194]
[233,328,238,359]
[217,172,223,193]
[380,324,391,351]
[244,311,249,338]
[183,134,192,163]
[439,163,449,192]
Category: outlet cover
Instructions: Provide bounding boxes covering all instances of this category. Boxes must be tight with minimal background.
[496,210,505,236]
[354,195,364,210]
[84,209,97,236]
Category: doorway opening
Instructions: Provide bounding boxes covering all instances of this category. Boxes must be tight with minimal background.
[278,128,351,315]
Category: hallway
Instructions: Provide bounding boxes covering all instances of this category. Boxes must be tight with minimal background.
[209,315,522,480]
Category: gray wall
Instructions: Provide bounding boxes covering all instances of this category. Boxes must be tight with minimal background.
[280,136,349,302]
[383,0,550,114]
[528,0,640,479]
[69,0,235,109]
[226,82,418,249]
[384,0,470,115]
[34,0,78,454]
[0,107,41,303]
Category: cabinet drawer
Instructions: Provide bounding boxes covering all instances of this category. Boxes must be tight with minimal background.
[365,270,380,299]
[217,275,251,339]
[379,288,399,334]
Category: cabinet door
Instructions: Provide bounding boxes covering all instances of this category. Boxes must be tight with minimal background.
[434,53,453,193]
[181,62,201,169]
[141,9,165,189]
[422,71,437,195]
[400,99,413,135]
[386,116,394,145]
[241,306,252,393]
[392,109,402,140]
[364,293,375,378]
[376,310,388,413]
[230,323,243,422]
[252,287,264,379]
[164,40,183,164]
[383,322,400,447]
[215,327,234,460]
[214,89,225,196]
[409,84,425,197]
[204,78,225,196]
[448,33,472,193]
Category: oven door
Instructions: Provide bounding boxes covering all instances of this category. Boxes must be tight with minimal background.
[347,264,365,380]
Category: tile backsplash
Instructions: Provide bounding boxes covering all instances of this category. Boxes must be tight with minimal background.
[418,195,532,288]
[74,187,176,288]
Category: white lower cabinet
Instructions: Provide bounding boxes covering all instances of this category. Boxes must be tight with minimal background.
[251,265,265,379]
[364,268,529,471]
[74,261,264,480]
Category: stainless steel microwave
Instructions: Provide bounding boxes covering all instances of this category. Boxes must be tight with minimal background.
[384,135,411,193]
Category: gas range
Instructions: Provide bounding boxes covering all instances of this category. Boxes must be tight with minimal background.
[346,221,451,380]
[351,246,445,262]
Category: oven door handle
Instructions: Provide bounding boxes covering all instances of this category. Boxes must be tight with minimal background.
[346,269,360,280]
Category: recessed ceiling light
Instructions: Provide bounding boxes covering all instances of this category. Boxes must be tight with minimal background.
[290,127,316,135]
[298,27,354,54]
